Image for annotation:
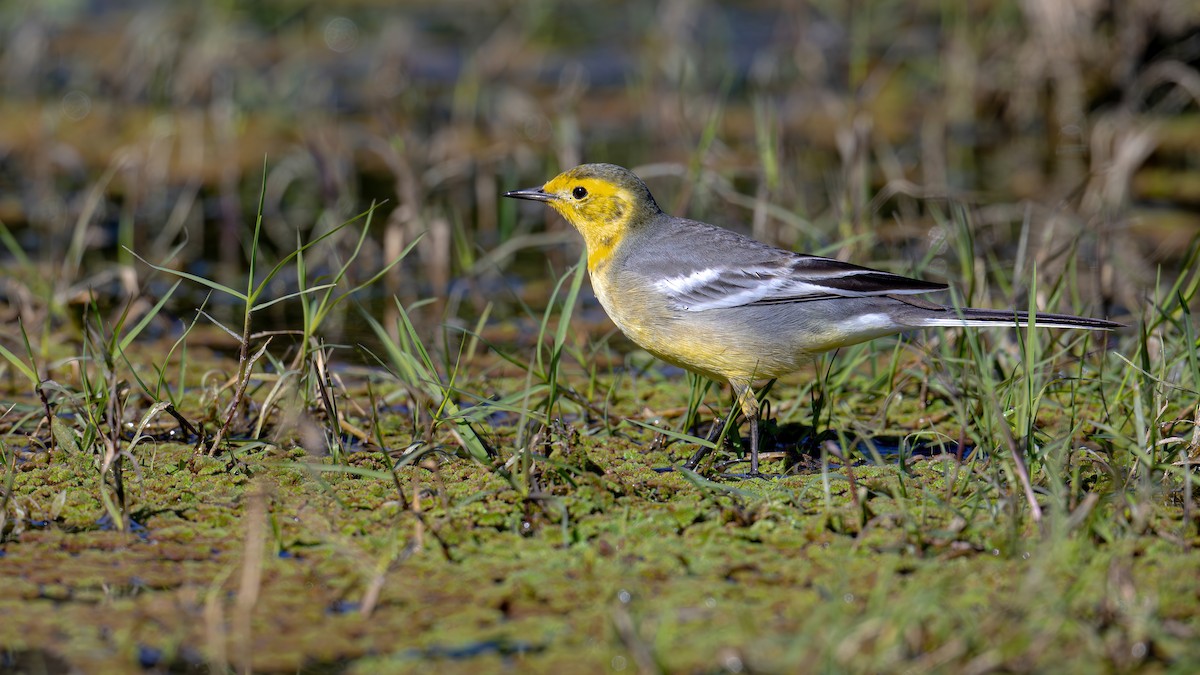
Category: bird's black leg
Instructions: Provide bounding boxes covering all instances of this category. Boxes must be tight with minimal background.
[748,379,777,476]
[730,382,766,478]
[749,413,760,475]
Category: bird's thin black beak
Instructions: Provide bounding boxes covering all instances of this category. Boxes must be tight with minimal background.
[503,187,556,202]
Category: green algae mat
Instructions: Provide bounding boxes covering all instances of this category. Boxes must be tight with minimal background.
[2,349,1199,673]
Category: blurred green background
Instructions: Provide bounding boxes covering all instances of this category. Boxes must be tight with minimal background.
[1,0,1197,344]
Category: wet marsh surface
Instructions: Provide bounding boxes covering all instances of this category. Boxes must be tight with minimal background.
[4,343,1199,672]
[3,0,1200,672]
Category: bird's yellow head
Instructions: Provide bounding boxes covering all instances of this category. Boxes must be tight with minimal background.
[505,163,661,271]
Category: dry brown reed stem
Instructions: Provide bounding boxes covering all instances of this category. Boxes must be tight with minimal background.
[206,337,271,456]
[234,484,270,675]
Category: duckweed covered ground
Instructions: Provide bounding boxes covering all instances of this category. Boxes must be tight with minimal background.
[2,355,1198,673]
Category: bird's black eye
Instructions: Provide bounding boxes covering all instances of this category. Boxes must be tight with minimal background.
[572,186,588,200]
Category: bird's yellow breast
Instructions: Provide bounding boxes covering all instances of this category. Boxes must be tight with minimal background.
[589,267,806,384]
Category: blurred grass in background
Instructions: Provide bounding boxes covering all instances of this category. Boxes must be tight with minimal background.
[1,0,1196,351]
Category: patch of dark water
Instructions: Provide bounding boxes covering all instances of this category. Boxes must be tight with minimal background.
[0,517,126,539]
[456,397,526,429]
[94,513,151,541]
[1,649,73,673]
[400,638,545,661]
[131,645,213,674]
[168,647,211,673]
[6,445,55,465]
[377,402,411,416]
[122,423,204,445]
[326,599,360,615]
[849,436,978,463]
[137,645,163,669]
[656,421,976,476]
[47,577,165,602]
[22,407,202,446]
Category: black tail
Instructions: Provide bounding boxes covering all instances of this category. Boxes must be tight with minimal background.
[916,306,1123,331]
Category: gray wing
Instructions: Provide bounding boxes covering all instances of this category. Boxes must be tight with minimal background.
[654,253,947,312]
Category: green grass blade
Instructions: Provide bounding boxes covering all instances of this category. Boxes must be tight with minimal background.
[127,250,247,301]
[0,342,38,386]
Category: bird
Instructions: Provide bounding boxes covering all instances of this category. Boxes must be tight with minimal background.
[503,163,1121,475]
